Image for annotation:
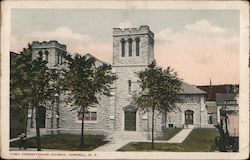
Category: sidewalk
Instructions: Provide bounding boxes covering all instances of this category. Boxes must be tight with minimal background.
[167,128,193,143]
[93,140,131,151]
[10,128,193,151]
[93,128,194,151]
[10,147,63,151]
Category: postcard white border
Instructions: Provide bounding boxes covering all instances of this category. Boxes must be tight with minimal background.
[1,0,249,159]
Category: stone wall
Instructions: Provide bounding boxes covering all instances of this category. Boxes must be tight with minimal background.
[165,94,208,128]
[59,94,111,134]
[113,26,154,66]
[112,66,147,131]
[31,41,67,68]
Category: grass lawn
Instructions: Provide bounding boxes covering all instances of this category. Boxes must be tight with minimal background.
[157,128,182,140]
[118,128,220,152]
[10,109,26,139]
[181,128,219,152]
[10,134,108,151]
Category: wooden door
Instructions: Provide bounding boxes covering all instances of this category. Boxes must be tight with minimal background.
[125,111,136,131]
[185,110,193,125]
[37,106,46,128]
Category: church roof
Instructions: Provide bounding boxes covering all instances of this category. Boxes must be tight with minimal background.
[197,85,239,101]
[179,82,207,95]
[84,53,110,65]
[80,54,206,96]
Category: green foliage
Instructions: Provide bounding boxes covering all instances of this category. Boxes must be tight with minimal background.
[10,49,33,110]
[10,46,54,150]
[10,108,26,138]
[215,125,239,152]
[133,60,183,113]
[61,53,116,147]
[132,60,183,149]
[10,134,108,151]
[10,46,52,109]
[62,53,116,110]
[182,128,219,152]
[158,128,182,141]
[119,128,220,152]
[118,142,184,152]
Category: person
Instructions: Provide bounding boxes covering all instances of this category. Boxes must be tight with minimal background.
[18,133,27,150]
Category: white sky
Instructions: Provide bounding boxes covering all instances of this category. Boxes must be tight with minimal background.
[10,9,239,85]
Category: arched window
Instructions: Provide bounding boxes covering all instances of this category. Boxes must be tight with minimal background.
[128,80,132,93]
[44,51,49,62]
[38,51,43,58]
[128,38,133,57]
[185,110,194,125]
[135,38,140,56]
[55,52,58,64]
[120,39,125,57]
[57,52,60,65]
[60,53,63,65]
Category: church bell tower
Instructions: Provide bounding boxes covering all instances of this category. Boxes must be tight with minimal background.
[112,25,154,66]
[110,26,155,133]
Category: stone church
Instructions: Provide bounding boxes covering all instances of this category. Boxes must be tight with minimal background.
[27,26,210,139]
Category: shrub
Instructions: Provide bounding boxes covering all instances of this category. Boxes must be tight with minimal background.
[160,145,184,152]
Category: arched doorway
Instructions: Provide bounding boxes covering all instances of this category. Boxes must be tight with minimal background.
[185,110,194,125]
[36,106,46,128]
[124,106,137,131]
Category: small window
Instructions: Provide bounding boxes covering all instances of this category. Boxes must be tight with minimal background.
[45,51,49,62]
[169,124,173,128]
[128,38,133,57]
[38,51,43,58]
[128,80,132,93]
[91,112,97,121]
[57,53,60,65]
[84,112,90,121]
[135,38,140,56]
[77,112,82,121]
[121,39,125,57]
[60,53,63,65]
[77,111,97,121]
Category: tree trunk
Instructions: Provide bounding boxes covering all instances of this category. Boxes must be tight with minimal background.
[51,100,54,135]
[35,105,41,151]
[80,110,85,148]
[24,104,29,137]
[151,107,155,150]
[30,105,34,128]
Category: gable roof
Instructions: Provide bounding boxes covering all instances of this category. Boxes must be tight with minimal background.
[197,85,239,101]
[179,82,206,95]
[78,54,206,96]
[84,53,110,65]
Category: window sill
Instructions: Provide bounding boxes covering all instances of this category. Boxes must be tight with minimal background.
[75,120,98,124]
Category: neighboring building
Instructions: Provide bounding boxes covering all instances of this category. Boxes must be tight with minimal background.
[216,93,239,137]
[197,84,239,125]
[25,26,209,140]
[206,101,217,125]
[164,82,208,129]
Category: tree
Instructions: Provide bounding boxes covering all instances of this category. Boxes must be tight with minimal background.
[48,67,62,135]
[133,61,183,150]
[10,46,52,151]
[31,55,52,151]
[61,53,116,148]
[10,49,33,138]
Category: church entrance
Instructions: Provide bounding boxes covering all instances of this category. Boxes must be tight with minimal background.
[36,106,46,128]
[185,110,193,125]
[124,111,136,131]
